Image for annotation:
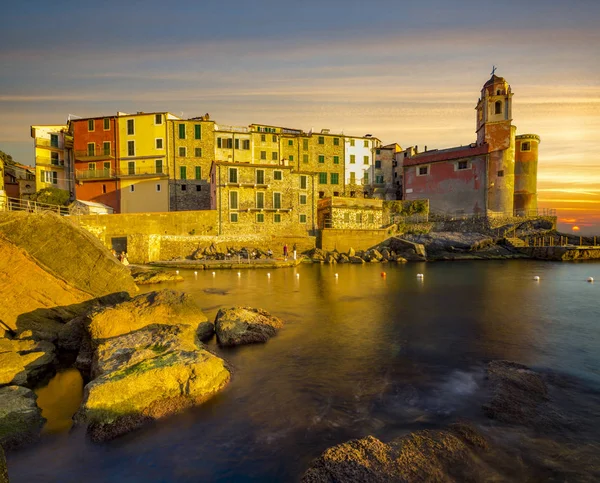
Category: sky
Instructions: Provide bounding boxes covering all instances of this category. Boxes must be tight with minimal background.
[1,0,599,234]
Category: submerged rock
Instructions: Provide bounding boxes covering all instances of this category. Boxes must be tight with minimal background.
[0,386,45,449]
[130,267,184,285]
[215,307,283,347]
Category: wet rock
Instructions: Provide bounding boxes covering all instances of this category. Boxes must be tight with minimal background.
[308,248,327,262]
[0,386,45,449]
[0,338,56,388]
[215,307,284,347]
[81,323,230,442]
[325,253,337,264]
[396,257,408,263]
[378,237,426,261]
[87,290,210,342]
[348,247,355,257]
[302,423,510,483]
[371,249,383,261]
[338,254,349,263]
[349,256,365,264]
[0,445,8,483]
[130,267,184,285]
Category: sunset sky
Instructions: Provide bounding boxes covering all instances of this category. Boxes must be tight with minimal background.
[1,0,599,234]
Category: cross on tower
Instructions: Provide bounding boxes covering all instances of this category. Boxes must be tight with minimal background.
[491,65,497,76]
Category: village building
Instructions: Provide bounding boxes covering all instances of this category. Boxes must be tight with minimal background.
[343,134,380,198]
[214,123,252,164]
[30,125,73,194]
[3,161,36,199]
[402,74,540,216]
[210,161,316,236]
[317,197,383,230]
[373,143,402,200]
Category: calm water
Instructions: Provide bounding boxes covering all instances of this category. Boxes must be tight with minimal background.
[8,261,600,482]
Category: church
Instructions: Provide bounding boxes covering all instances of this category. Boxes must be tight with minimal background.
[402,73,540,217]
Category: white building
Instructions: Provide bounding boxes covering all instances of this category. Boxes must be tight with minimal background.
[344,134,380,196]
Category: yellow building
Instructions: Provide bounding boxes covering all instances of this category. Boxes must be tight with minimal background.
[31,124,73,194]
[0,155,4,207]
[116,112,179,213]
[214,123,252,164]
[304,130,345,199]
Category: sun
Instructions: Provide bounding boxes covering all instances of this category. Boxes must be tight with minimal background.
[572,226,580,231]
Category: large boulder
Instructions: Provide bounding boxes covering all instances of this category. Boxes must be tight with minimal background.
[380,237,426,261]
[0,386,45,449]
[130,267,184,285]
[0,338,56,388]
[81,323,230,442]
[405,232,495,259]
[303,423,510,482]
[87,290,212,342]
[215,307,283,347]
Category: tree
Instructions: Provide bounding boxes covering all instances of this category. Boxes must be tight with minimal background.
[30,187,71,206]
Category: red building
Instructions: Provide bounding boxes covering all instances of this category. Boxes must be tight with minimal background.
[70,116,120,212]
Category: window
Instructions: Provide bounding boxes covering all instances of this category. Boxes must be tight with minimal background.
[88,119,94,131]
[256,192,265,209]
[229,191,238,209]
[274,214,281,223]
[356,213,363,223]
[274,170,283,181]
[333,156,339,164]
[242,139,250,150]
[350,139,355,147]
[156,159,163,174]
[103,118,110,130]
[300,175,307,189]
[195,166,201,180]
[289,155,294,161]
[194,124,201,140]
[495,101,502,115]
[256,213,265,223]
[50,134,58,148]
[376,148,380,155]
[457,160,469,170]
[223,138,233,149]
[272,152,278,161]
[155,114,162,125]
[273,192,282,209]
[178,123,186,139]
[363,156,369,165]
[228,167,238,183]
[498,170,504,177]
[235,139,239,150]
[256,169,265,184]
[87,143,95,157]
[368,213,374,223]
[103,161,110,171]
[180,166,187,180]
[364,140,369,147]
[102,184,107,194]
[272,135,277,143]
[299,214,307,223]
[156,184,161,192]
[333,137,339,146]
[261,151,267,160]
[230,213,238,223]
[181,184,187,191]
[318,172,327,184]
[350,154,356,164]
[88,162,96,171]
[179,147,186,157]
[156,138,163,149]
[196,185,201,192]
[376,175,384,184]
[299,194,307,205]
[318,136,324,145]
[344,212,350,222]
[261,134,266,142]
[318,191,324,198]
[375,160,381,169]
[330,173,339,184]
[521,142,531,152]
[363,172,369,183]
[195,148,202,157]
[127,141,135,156]
[103,141,111,155]
[303,139,308,150]
[129,184,135,192]
[318,155,325,164]
[128,161,135,175]
[127,119,134,135]
[217,138,222,148]
[288,140,293,146]
[303,154,308,164]
[417,165,429,176]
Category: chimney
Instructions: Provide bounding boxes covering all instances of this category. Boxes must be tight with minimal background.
[424,145,427,152]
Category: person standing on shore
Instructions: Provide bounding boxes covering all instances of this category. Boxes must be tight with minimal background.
[293,243,297,260]
[283,243,288,261]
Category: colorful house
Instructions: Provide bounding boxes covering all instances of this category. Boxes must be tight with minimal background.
[344,134,380,198]
[31,125,73,194]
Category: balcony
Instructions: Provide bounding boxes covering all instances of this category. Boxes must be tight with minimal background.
[118,166,168,177]
[75,168,116,180]
[74,149,115,161]
[36,156,64,167]
[35,138,62,149]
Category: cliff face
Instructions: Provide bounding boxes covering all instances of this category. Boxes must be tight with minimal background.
[0,212,137,338]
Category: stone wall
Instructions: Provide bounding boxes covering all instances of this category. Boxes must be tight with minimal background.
[320,228,391,252]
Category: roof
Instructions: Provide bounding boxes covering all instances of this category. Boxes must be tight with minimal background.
[73,200,113,209]
[484,74,506,87]
[403,144,489,167]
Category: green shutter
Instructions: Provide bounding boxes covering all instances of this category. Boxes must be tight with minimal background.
[195,166,201,179]
[179,124,185,139]
[180,166,187,180]
[194,124,201,139]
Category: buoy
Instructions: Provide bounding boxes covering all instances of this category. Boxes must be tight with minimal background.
[212,271,216,276]
[175,270,179,275]
[588,277,594,283]
[267,273,271,278]
[335,273,339,278]
[237,272,241,277]
[194,271,198,275]
[381,272,386,278]
[534,276,540,281]
[417,273,424,278]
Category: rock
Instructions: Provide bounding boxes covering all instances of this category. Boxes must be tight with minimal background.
[381,248,391,260]
[371,249,383,261]
[308,248,327,262]
[215,307,284,347]
[325,253,337,264]
[349,256,365,264]
[56,315,88,352]
[483,360,549,427]
[348,247,355,257]
[383,237,427,260]
[396,257,408,263]
[0,338,56,388]
[302,423,510,482]
[0,386,45,449]
[0,445,8,483]
[87,290,210,341]
[405,232,495,260]
[338,254,349,263]
[130,267,184,285]
[81,323,230,442]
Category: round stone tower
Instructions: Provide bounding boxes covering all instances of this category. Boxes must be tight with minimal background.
[514,134,540,216]
[475,74,515,215]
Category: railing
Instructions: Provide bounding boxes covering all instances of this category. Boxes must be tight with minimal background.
[1,196,70,216]
[74,149,115,159]
[118,166,167,176]
[215,124,250,133]
[35,138,62,149]
[75,168,115,179]
[428,208,556,221]
[35,156,64,166]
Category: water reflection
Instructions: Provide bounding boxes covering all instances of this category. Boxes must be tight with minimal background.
[35,368,83,433]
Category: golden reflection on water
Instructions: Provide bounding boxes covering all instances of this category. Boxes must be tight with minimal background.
[35,368,84,433]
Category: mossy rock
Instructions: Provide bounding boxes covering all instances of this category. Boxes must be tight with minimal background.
[0,386,45,449]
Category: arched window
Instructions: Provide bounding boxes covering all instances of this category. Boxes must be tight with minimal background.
[496,90,501,95]
[495,101,502,114]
